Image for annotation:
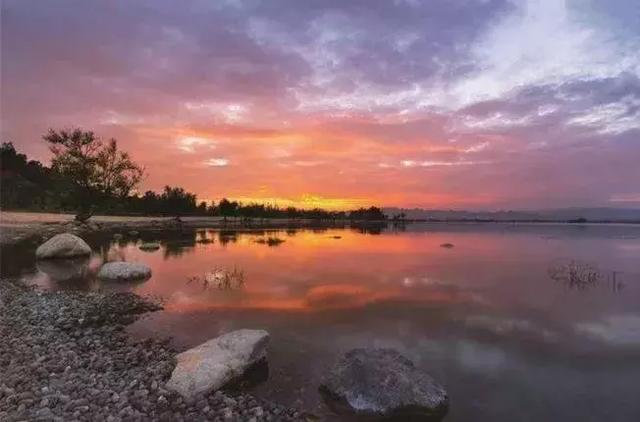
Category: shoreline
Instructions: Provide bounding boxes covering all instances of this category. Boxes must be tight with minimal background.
[1,211,404,248]
[2,210,639,247]
[0,215,359,247]
[0,279,306,421]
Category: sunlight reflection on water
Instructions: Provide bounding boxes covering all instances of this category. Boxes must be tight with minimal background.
[6,223,640,421]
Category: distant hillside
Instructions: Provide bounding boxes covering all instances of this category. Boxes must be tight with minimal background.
[383,207,640,223]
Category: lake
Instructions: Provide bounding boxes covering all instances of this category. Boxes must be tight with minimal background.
[4,223,640,421]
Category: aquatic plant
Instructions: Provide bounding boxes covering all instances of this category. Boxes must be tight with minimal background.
[548,260,601,289]
[187,266,245,290]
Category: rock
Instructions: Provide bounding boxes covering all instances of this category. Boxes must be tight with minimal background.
[97,262,152,281]
[0,281,300,421]
[113,233,123,240]
[166,329,269,399]
[128,230,139,236]
[139,242,161,251]
[36,257,90,282]
[320,348,449,420]
[35,233,92,259]
[36,407,54,418]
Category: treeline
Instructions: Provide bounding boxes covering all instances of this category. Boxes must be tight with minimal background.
[1,141,386,220]
[1,142,70,210]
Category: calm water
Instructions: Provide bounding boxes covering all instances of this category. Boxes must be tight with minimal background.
[3,223,640,421]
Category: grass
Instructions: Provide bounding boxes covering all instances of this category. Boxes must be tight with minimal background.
[186,266,245,290]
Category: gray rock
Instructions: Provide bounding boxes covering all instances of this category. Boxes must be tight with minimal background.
[35,233,92,259]
[128,230,139,236]
[139,242,160,251]
[0,281,300,421]
[166,329,269,399]
[36,257,90,282]
[113,233,123,240]
[97,262,152,281]
[320,348,449,420]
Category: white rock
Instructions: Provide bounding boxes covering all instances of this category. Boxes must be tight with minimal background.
[97,261,151,281]
[166,329,269,399]
[35,233,92,259]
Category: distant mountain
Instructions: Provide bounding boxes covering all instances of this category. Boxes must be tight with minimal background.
[382,207,640,223]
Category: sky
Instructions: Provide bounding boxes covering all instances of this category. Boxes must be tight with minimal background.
[2,0,639,210]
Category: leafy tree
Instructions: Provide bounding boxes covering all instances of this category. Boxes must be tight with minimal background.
[160,186,197,216]
[43,129,144,219]
[392,212,407,221]
[3,140,387,221]
[349,206,387,220]
[95,138,145,199]
[218,198,239,220]
[0,142,61,209]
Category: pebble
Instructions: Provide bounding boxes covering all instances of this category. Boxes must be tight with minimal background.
[0,280,304,421]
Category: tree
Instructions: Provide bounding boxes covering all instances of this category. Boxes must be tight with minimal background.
[44,129,144,220]
[392,212,407,221]
[349,206,387,220]
[1,142,60,209]
[160,186,197,216]
[218,198,239,220]
[95,138,144,199]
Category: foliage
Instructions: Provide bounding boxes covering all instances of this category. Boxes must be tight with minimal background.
[349,206,386,220]
[0,142,72,210]
[1,138,387,220]
[44,129,144,216]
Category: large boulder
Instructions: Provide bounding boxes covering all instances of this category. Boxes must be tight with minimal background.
[36,257,90,282]
[320,348,449,420]
[97,261,152,281]
[35,233,92,259]
[166,329,269,399]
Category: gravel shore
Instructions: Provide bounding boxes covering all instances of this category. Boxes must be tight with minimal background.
[0,280,306,421]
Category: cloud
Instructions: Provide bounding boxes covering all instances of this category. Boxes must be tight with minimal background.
[401,160,490,168]
[577,315,640,346]
[177,136,216,153]
[204,158,229,167]
[1,0,639,208]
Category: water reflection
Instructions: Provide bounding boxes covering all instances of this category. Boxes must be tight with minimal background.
[218,230,239,246]
[4,224,640,421]
[350,222,386,235]
[254,237,286,247]
[36,256,92,282]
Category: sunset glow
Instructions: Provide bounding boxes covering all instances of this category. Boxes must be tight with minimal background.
[2,0,639,209]
[121,229,475,313]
